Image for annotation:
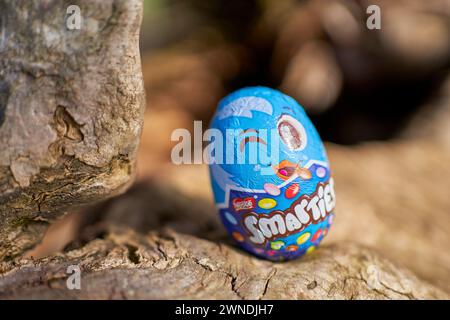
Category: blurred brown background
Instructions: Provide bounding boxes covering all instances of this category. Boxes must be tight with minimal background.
[140,0,449,147]
[28,0,450,295]
[137,0,450,174]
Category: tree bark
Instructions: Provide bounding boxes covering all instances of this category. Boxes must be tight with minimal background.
[0,0,145,260]
[0,228,447,299]
[0,134,448,299]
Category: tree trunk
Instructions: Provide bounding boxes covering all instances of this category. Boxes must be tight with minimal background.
[0,0,145,260]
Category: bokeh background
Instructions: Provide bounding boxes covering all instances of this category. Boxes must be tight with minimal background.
[141,0,448,144]
[137,0,450,173]
[29,0,450,294]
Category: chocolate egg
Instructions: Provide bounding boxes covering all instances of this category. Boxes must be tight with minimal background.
[208,87,335,261]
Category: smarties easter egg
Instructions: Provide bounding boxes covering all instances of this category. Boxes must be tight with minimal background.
[208,87,336,261]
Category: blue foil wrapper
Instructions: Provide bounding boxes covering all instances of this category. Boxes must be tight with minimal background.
[208,87,335,261]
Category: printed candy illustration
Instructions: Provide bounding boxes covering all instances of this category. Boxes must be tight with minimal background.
[208,87,335,261]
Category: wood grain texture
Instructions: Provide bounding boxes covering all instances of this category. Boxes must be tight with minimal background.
[0,228,447,299]
[0,0,145,260]
[1,135,447,299]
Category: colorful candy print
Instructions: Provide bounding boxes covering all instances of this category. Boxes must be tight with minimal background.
[264,183,281,196]
[286,245,299,252]
[270,240,285,250]
[285,183,300,199]
[258,198,277,209]
[307,246,316,254]
[297,167,312,180]
[316,167,326,178]
[208,87,335,261]
[224,212,238,225]
[296,232,311,245]
[232,231,244,242]
[328,214,334,225]
[311,229,322,242]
